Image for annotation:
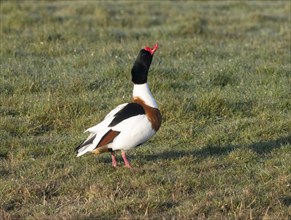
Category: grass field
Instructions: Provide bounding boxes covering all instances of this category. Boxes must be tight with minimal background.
[1,1,290,219]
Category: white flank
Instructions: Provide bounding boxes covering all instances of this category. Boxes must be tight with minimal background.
[110,115,156,151]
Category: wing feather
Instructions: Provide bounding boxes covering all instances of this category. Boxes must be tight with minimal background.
[109,103,145,127]
[76,102,146,157]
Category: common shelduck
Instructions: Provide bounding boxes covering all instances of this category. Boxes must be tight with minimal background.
[75,43,161,168]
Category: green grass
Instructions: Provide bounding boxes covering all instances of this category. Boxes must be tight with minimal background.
[1,1,290,219]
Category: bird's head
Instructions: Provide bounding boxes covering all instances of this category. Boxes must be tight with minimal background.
[131,43,158,84]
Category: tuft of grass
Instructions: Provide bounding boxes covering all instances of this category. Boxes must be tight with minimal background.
[1,1,291,219]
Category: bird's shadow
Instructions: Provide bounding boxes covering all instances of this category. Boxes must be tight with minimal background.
[136,135,291,162]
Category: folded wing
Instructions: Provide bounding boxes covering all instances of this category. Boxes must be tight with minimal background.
[76,102,146,157]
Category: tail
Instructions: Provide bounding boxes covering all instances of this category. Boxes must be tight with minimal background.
[75,133,97,157]
[75,129,121,157]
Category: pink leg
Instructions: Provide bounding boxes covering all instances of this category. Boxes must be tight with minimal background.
[111,152,117,168]
[121,151,131,168]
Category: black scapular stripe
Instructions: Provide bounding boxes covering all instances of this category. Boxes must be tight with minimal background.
[75,134,96,151]
[109,103,145,127]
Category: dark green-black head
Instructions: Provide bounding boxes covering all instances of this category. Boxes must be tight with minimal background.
[131,43,158,84]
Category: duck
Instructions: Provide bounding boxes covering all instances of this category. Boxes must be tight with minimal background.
[75,43,161,168]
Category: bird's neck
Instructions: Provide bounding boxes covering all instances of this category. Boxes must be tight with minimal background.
[132,83,158,108]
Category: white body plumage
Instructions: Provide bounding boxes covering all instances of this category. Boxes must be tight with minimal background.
[76,83,160,157]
